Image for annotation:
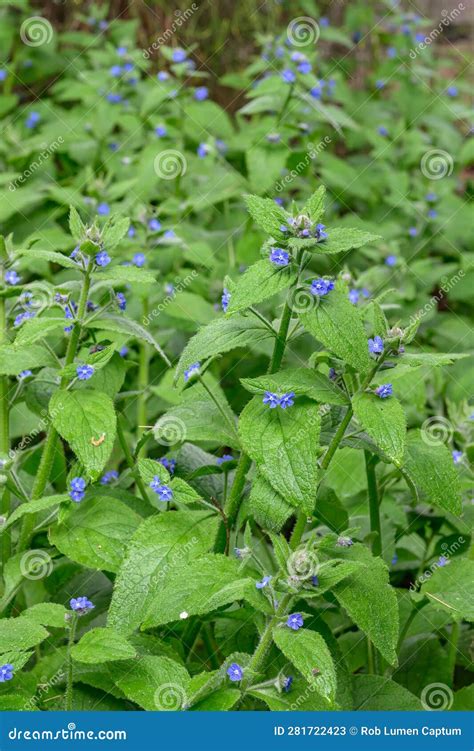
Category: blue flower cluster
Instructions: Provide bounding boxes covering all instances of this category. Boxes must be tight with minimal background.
[69,477,86,503]
[263,391,295,409]
[310,278,334,296]
[70,596,94,615]
[0,664,14,682]
[375,384,393,399]
[100,470,119,485]
[150,476,173,501]
[269,248,290,266]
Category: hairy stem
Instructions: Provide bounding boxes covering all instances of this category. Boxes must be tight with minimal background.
[116,417,150,505]
[447,621,460,686]
[0,237,11,568]
[65,614,77,710]
[365,451,382,557]
[137,298,149,458]
[241,593,292,693]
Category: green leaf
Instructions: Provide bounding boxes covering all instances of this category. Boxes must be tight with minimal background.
[101,215,130,249]
[0,344,56,375]
[333,544,399,665]
[299,284,372,372]
[226,259,297,315]
[191,688,241,711]
[61,345,116,380]
[142,554,248,629]
[49,389,116,481]
[18,247,79,269]
[108,511,219,635]
[15,317,66,346]
[86,315,171,366]
[49,496,142,573]
[116,656,190,711]
[97,266,156,286]
[69,205,84,241]
[20,603,68,628]
[0,618,49,652]
[2,495,68,530]
[239,396,320,513]
[175,316,275,383]
[353,675,422,710]
[303,185,326,223]
[312,227,381,255]
[243,194,287,237]
[352,392,406,465]
[247,472,293,532]
[241,367,348,405]
[402,431,462,516]
[273,628,337,703]
[420,558,474,621]
[402,352,469,367]
[72,628,137,663]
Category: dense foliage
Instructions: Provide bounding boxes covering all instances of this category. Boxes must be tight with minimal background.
[0,0,472,713]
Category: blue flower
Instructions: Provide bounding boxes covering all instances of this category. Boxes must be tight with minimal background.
[391,554,398,566]
[256,575,271,589]
[150,477,174,501]
[157,71,169,81]
[337,536,354,547]
[197,143,210,158]
[158,457,176,474]
[0,664,14,682]
[408,227,418,237]
[281,69,296,84]
[263,391,280,409]
[110,64,122,77]
[100,470,119,485]
[95,250,111,267]
[348,289,360,305]
[0,69,8,82]
[310,278,334,296]
[375,383,393,399]
[368,336,384,356]
[425,192,437,202]
[452,450,463,465]
[123,62,134,73]
[76,364,94,381]
[279,392,295,409]
[438,555,450,567]
[148,218,161,232]
[119,346,128,357]
[310,85,322,99]
[376,79,385,89]
[221,287,231,312]
[70,596,94,615]
[194,86,208,101]
[427,209,437,219]
[172,48,187,63]
[133,252,146,267]
[25,111,40,129]
[446,85,458,97]
[385,254,397,266]
[216,454,233,465]
[269,248,289,266]
[267,132,281,144]
[5,270,21,285]
[378,125,389,137]
[116,292,126,310]
[311,575,319,587]
[282,675,293,692]
[97,202,110,216]
[386,46,397,59]
[106,93,122,104]
[320,16,329,26]
[14,311,35,327]
[155,125,167,137]
[315,223,328,240]
[184,362,200,382]
[287,613,304,630]
[298,61,312,74]
[70,477,86,503]
[18,370,33,380]
[227,663,243,682]
[116,46,127,56]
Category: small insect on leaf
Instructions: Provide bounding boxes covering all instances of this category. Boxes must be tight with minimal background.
[91,433,106,447]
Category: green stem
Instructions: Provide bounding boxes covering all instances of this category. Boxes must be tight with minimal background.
[223,453,252,525]
[0,236,10,568]
[447,621,459,686]
[289,511,307,550]
[268,301,292,375]
[241,593,292,693]
[137,299,149,458]
[17,268,92,552]
[321,406,353,470]
[365,451,382,557]
[116,418,150,505]
[367,638,376,675]
[65,614,77,710]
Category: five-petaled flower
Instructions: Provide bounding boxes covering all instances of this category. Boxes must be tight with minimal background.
[286,613,304,631]
[263,391,280,409]
[269,248,290,266]
[279,392,295,409]
[217,454,233,465]
[310,278,334,296]
[221,288,231,312]
[452,450,463,465]
[227,663,243,682]
[150,476,174,502]
[95,250,111,267]
[368,336,384,356]
[69,477,86,503]
[0,664,14,682]
[70,596,94,615]
[375,383,392,399]
[256,575,271,589]
[76,364,94,381]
